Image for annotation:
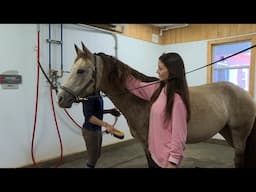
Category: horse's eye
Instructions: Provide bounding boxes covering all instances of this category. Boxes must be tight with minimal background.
[77,69,85,74]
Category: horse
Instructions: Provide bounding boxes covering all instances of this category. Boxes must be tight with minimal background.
[57,42,256,168]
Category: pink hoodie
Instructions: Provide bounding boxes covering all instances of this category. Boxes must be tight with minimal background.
[126,77,187,168]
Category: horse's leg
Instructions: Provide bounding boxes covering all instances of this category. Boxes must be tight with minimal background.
[230,125,250,168]
[219,126,233,147]
[244,117,256,168]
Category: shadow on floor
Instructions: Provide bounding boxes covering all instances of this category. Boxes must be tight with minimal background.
[50,139,234,168]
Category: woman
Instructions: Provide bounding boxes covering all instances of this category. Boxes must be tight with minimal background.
[82,92,123,168]
[126,52,190,168]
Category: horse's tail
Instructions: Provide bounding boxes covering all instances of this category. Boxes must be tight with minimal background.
[244,116,256,168]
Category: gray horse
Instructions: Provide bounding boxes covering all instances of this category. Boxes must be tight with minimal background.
[58,42,256,168]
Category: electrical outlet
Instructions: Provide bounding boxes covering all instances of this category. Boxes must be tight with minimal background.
[152,34,159,43]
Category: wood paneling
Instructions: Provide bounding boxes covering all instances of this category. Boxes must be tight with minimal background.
[161,24,216,44]
[162,24,256,44]
[250,37,256,96]
[122,24,160,44]
[116,24,256,45]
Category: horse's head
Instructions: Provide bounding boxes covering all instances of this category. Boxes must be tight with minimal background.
[58,42,99,108]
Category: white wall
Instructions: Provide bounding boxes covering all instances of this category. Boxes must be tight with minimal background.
[162,40,208,86]
[0,24,38,167]
[0,24,161,167]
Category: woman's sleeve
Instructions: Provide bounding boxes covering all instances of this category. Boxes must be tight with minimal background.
[168,97,187,165]
[126,76,158,101]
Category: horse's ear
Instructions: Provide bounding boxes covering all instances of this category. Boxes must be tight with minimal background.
[81,41,93,57]
[74,44,83,55]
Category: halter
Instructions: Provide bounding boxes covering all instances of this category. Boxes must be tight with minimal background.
[60,54,98,103]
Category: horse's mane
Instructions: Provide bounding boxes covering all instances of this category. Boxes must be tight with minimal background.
[96,53,158,90]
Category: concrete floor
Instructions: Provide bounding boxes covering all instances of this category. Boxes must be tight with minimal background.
[51,139,234,168]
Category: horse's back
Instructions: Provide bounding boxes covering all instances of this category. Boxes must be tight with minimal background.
[190,81,254,106]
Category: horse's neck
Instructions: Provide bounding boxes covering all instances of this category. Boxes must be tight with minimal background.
[101,83,150,144]
[99,59,145,112]
[100,81,147,119]
[97,56,141,115]
[98,59,150,143]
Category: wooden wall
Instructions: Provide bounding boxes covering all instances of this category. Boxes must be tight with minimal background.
[120,24,256,45]
[162,24,256,44]
[121,24,160,43]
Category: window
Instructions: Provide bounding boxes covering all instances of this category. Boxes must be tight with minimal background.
[207,35,256,96]
[212,41,250,91]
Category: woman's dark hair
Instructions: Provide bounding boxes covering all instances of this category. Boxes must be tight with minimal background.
[150,52,191,123]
